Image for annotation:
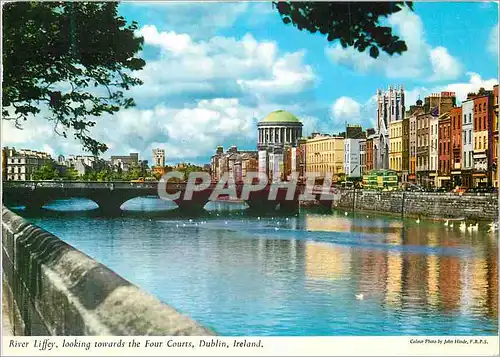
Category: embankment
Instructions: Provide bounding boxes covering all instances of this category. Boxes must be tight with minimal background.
[331,190,498,220]
[1,206,215,336]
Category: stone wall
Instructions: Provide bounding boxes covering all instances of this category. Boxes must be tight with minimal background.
[332,190,498,220]
[1,206,215,336]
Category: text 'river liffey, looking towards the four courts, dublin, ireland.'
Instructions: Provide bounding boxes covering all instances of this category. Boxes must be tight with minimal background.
[1,1,499,356]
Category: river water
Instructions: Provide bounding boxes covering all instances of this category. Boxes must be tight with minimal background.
[13,197,498,336]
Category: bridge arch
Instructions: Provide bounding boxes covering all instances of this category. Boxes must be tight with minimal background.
[41,197,100,211]
[120,196,178,212]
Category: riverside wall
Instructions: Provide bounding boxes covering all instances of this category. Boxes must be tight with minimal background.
[331,190,498,220]
[1,206,215,336]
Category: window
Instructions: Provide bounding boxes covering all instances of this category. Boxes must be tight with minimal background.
[469,113,472,123]
[464,114,466,124]
[475,137,477,150]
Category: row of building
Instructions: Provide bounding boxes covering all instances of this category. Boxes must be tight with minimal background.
[2,148,149,181]
[376,85,499,188]
[210,84,499,189]
[210,110,371,184]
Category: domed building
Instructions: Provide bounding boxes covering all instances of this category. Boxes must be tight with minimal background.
[257,110,303,182]
[257,110,303,150]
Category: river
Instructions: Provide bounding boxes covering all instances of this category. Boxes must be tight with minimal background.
[12,197,498,336]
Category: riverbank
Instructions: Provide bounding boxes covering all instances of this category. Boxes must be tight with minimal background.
[330,190,498,221]
[1,206,214,336]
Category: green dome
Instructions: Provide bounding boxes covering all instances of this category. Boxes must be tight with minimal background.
[260,110,301,124]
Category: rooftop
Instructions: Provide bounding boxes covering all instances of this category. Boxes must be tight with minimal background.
[260,110,301,124]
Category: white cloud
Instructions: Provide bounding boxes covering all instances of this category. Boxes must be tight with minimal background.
[237,51,315,96]
[330,96,377,130]
[2,98,322,164]
[325,5,463,82]
[3,23,319,164]
[331,97,361,123]
[428,47,462,81]
[133,26,315,102]
[488,23,499,56]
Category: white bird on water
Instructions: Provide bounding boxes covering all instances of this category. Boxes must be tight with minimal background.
[449,223,454,228]
[459,222,467,232]
[416,218,420,224]
[345,212,348,216]
[444,220,449,227]
[355,293,364,300]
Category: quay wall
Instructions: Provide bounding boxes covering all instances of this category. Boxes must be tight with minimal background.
[1,206,215,336]
[331,190,498,220]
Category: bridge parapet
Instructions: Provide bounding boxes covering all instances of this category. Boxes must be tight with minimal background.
[1,206,215,335]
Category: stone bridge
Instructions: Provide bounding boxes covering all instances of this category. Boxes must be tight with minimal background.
[2,181,338,215]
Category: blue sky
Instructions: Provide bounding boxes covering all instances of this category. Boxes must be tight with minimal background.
[3,1,499,165]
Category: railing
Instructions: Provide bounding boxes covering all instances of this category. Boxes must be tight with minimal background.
[2,180,161,189]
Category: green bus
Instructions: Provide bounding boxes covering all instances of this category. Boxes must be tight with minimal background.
[362,169,399,190]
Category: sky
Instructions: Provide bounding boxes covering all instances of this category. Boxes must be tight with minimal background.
[2,1,499,165]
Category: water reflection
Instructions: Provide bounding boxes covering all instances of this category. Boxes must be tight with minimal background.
[22,201,498,336]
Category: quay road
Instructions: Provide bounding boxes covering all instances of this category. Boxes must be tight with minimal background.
[2,180,340,215]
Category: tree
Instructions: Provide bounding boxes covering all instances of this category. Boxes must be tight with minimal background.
[2,2,145,155]
[274,1,414,58]
[63,167,80,180]
[32,162,60,180]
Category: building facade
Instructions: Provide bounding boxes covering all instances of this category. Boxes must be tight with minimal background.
[461,100,474,188]
[257,110,303,182]
[450,107,463,187]
[344,138,365,178]
[304,134,344,182]
[389,120,403,175]
[424,92,456,117]
[210,146,257,182]
[402,116,409,180]
[407,101,424,182]
[429,114,439,186]
[152,149,165,167]
[365,135,375,173]
[472,94,492,187]
[152,149,166,176]
[438,113,452,188]
[416,113,430,187]
[5,148,52,181]
[110,153,139,172]
[360,140,367,175]
[374,85,405,170]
